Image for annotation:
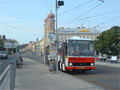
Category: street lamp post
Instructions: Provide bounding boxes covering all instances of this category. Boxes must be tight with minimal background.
[55,0,64,74]
[55,0,58,74]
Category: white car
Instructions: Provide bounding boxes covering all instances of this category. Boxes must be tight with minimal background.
[0,51,8,59]
[110,56,118,63]
[100,56,107,61]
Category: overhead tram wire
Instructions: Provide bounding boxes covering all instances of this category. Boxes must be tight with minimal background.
[0,0,18,4]
[0,23,41,40]
[78,10,120,20]
[95,16,120,27]
[58,0,95,16]
[63,2,104,27]
[0,22,40,31]
[0,22,14,28]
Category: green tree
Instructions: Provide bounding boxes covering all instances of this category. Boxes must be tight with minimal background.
[95,26,120,56]
[0,39,4,50]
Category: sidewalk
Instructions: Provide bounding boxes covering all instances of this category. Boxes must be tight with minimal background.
[15,58,104,90]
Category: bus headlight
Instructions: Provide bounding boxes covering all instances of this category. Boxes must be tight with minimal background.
[91,63,94,66]
[69,63,72,66]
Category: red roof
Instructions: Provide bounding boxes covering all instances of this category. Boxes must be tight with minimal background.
[48,10,54,18]
[48,13,54,18]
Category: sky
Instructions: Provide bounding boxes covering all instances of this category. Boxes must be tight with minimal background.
[0,0,120,44]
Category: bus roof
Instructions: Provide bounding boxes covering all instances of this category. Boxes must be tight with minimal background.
[66,36,94,41]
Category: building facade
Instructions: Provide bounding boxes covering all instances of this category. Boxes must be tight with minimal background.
[57,27,100,41]
[25,42,35,52]
[39,39,44,55]
[35,41,41,56]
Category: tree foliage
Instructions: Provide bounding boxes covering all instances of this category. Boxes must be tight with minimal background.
[0,39,4,50]
[95,26,120,55]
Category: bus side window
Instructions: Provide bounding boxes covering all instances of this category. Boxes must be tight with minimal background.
[64,42,67,55]
[63,42,66,63]
[61,43,64,63]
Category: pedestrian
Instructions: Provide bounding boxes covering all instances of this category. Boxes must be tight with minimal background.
[20,56,23,62]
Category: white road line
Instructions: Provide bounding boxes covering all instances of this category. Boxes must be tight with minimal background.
[0,64,10,82]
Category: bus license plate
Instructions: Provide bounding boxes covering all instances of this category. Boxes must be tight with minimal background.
[79,67,85,69]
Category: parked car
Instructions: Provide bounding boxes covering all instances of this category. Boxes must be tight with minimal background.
[0,51,8,59]
[96,57,100,61]
[110,56,118,63]
[100,56,107,61]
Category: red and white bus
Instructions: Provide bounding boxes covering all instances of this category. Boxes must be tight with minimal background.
[58,37,96,72]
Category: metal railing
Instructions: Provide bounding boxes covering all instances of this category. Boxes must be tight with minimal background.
[0,59,16,90]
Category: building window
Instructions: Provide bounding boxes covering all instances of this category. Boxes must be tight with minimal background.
[93,35,95,39]
[87,35,89,39]
[91,35,93,39]
[64,36,66,39]
[86,35,88,38]
[66,35,68,39]
[50,24,52,27]
[83,35,85,38]
[89,35,91,39]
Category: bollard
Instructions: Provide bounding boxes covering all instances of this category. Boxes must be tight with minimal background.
[10,59,16,90]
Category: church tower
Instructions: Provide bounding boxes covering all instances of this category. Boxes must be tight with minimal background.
[44,10,55,48]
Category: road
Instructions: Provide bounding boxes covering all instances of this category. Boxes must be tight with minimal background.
[0,59,9,75]
[0,55,16,75]
[0,53,42,75]
[67,65,120,90]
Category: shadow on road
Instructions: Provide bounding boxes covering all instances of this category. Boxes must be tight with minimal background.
[66,65,119,76]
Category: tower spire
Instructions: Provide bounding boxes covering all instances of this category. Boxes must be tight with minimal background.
[50,7,52,13]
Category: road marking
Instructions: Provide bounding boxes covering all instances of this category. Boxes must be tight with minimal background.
[0,64,10,82]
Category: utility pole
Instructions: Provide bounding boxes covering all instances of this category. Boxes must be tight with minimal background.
[55,0,64,74]
[55,0,58,74]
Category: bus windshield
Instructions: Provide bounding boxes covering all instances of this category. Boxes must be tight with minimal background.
[68,40,94,56]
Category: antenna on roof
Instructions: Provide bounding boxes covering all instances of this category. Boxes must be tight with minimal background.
[50,7,52,13]
[88,20,90,29]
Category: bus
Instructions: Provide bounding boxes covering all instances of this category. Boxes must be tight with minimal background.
[58,37,96,72]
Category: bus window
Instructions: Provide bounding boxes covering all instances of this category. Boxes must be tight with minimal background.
[68,40,94,56]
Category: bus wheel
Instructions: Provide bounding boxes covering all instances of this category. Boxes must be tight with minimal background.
[59,62,61,71]
[58,61,60,70]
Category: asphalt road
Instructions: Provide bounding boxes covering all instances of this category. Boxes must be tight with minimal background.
[0,59,10,75]
[0,56,16,75]
[67,65,120,90]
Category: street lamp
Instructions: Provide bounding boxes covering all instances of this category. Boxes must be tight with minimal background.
[11,40,14,54]
[55,0,64,74]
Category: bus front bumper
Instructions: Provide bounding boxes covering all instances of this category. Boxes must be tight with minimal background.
[66,66,96,70]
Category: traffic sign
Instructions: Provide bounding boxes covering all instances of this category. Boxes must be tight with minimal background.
[48,33,54,39]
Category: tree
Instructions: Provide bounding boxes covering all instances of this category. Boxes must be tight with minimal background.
[95,26,120,56]
[0,39,4,50]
